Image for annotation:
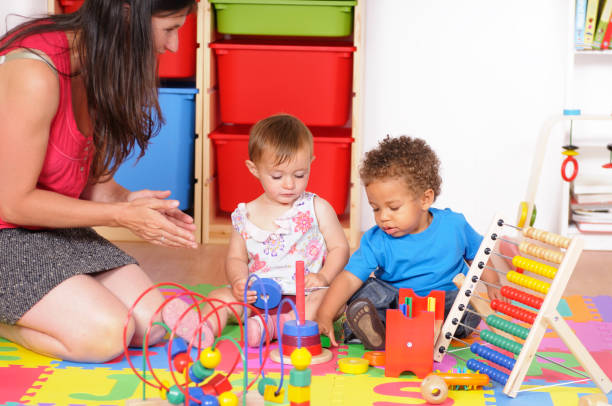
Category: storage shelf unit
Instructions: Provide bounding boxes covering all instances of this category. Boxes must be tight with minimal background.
[47,1,363,247]
[200,1,364,247]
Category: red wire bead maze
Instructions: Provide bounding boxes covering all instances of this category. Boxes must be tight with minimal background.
[385,289,445,379]
[123,282,278,405]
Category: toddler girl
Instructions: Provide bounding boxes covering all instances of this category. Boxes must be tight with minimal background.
[163,114,350,347]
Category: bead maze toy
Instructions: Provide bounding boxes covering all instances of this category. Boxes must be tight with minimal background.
[122,274,317,405]
[384,288,445,379]
[433,214,612,398]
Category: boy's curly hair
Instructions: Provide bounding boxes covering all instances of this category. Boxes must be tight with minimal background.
[359,135,442,200]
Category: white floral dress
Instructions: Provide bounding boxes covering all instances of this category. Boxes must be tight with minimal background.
[231,192,327,294]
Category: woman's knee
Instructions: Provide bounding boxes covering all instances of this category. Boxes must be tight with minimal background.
[66,309,135,363]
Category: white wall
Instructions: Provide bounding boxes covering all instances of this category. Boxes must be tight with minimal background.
[0,1,47,34]
[361,1,569,233]
[3,1,606,236]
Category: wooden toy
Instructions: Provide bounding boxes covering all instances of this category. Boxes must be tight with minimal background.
[579,394,612,406]
[338,357,369,374]
[384,289,445,378]
[434,215,612,398]
[270,261,332,365]
[420,371,489,405]
[363,350,385,367]
[420,375,448,404]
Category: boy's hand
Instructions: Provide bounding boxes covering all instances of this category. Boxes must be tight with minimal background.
[231,278,257,304]
[305,273,329,289]
[486,285,508,303]
[314,315,338,347]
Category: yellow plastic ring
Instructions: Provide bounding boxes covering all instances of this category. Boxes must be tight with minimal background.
[338,357,369,374]
[517,201,528,228]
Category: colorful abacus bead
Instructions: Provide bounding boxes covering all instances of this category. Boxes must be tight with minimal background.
[518,241,564,264]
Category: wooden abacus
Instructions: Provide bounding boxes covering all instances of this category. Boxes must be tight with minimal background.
[433,215,612,398]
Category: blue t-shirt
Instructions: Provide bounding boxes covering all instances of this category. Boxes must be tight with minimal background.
[346,208,483,296]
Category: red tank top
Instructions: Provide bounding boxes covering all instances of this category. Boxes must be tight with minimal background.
[0,31,94,229]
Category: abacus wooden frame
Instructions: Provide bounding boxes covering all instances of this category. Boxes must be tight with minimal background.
[433,214,612,398]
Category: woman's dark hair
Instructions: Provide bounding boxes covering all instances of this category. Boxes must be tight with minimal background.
[0,0,196,181]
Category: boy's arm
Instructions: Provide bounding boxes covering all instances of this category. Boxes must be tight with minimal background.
[479,262,505,302]
[225,229,257,303]
[308,197,350,288]
[314,270,364,347]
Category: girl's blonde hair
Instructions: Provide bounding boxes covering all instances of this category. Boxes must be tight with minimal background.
[248,114,313,166]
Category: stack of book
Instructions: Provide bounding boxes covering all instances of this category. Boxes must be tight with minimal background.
[575,0,612,50]
[571,185,612,233]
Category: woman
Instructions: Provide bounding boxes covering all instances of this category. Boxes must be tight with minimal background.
[0,0,197,362]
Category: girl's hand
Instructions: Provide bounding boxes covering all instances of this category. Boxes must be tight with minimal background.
[116,195,197,248]
[304,272,329,289]
[231,278,257,304]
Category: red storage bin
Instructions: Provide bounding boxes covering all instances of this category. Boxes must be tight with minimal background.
[210,40,356,126]
[60,0,84,13]
[209,124,353,214]
[158,12,197,78]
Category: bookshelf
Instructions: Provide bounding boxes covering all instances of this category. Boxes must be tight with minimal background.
[525,0,612,250]
[200,1,365,248]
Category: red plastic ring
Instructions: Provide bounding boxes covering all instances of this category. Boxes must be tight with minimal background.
[561,156,578,182]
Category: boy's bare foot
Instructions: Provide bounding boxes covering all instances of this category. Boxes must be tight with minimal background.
[346,298,385,350]
[162,298,215,348]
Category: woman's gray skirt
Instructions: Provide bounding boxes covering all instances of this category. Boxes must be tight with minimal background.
[0,227,137,324]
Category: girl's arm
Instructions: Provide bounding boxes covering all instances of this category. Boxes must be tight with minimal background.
[0,59,195,248]
[308,196,350,288]
[225,229,257,303]
[314,270,364,347]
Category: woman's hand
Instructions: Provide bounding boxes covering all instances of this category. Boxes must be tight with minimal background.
[231,278,257,304]
[116,192,197,248]
[127,189,196,232]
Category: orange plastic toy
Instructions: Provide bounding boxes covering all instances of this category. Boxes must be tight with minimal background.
[384,289,445,379]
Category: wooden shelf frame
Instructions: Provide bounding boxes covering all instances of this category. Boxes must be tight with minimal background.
[200,1,365,248]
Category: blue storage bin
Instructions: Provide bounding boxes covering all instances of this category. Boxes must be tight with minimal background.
[114,87,198,210]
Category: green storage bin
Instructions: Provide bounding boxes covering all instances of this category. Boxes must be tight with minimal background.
[209,0,357,37]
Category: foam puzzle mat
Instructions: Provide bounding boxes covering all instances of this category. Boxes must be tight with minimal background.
[1,285,611,406]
